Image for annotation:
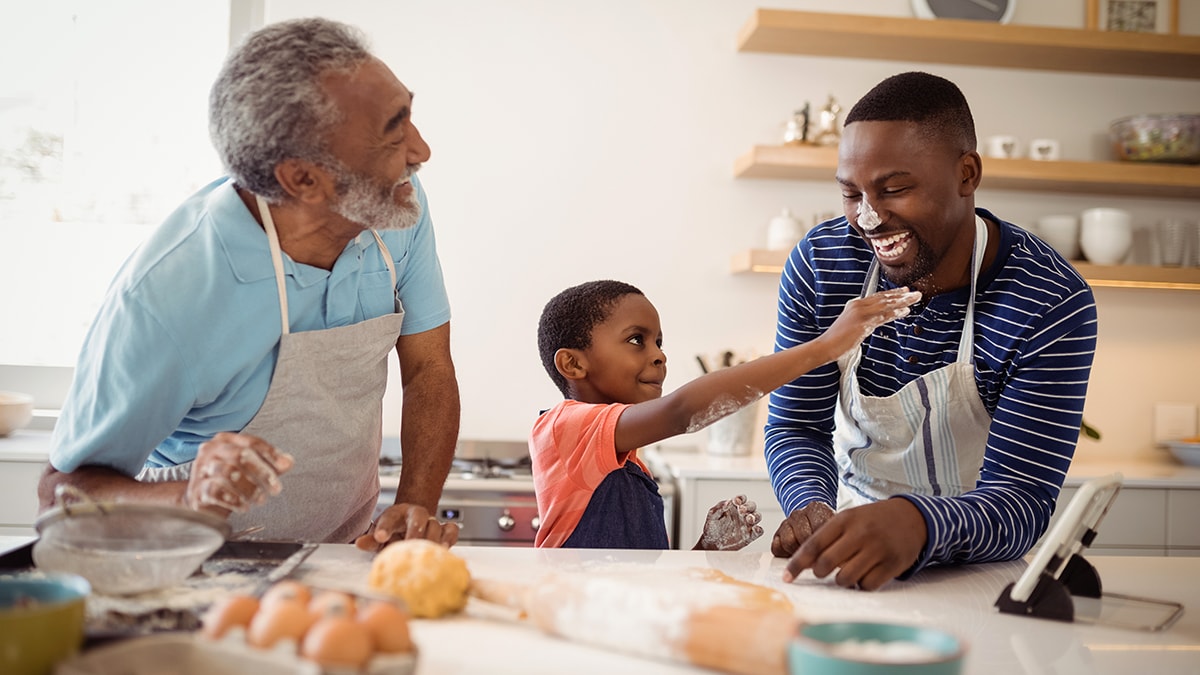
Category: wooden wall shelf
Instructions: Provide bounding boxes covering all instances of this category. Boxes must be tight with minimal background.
[734,145,1200,199]
[737,9,1200,79]
[731,9,1200,292]
[731,249,1200,291]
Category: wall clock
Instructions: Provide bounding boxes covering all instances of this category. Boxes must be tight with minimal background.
[912,0,1016,24]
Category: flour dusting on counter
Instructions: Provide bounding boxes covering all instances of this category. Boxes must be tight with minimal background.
[526,565,792,663]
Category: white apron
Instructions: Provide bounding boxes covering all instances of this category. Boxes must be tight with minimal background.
[832,216,993,509]
[138,195,404,542]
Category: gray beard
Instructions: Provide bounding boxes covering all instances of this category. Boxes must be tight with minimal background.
[331,166,422,231]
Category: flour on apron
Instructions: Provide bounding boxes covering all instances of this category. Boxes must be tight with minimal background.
[139,195,404,542]
[832,216,993,509]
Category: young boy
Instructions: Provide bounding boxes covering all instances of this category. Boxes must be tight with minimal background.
[531,279,920,550]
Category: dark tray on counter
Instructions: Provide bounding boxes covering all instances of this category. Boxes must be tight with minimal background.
[1,538,317,643]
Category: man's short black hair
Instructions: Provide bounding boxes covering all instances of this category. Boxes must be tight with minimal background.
[537,280,644,397]
[844,71,976,153]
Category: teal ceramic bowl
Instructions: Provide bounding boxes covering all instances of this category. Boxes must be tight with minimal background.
[0,572,91,675]
[789,621,965,675]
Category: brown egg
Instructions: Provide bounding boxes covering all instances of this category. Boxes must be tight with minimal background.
[357,601,414,653]
[200,594,260,639]
[308,590,356,618]
[246,597,314,649]
[301,615,374,670]
[260,580,312,607]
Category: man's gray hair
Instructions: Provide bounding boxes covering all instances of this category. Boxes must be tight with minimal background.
[209,17,372,201]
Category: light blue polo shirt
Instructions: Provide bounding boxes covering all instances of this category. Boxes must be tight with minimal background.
[50,175,451,476]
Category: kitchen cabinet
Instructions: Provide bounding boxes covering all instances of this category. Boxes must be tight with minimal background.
[0,431,51,537]
[0,457,45,537]
[677,476,783,553]
[1044,485,1200,557]
[1048,486,1167,556]
[732,9,1200,292]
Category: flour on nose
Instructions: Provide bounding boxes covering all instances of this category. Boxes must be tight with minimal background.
[857,198,881,231]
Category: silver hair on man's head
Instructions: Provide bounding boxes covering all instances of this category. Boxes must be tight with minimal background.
[209,17,372,201]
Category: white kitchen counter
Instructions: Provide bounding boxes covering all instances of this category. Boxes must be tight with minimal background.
[293,545,1199,675]
[0,428,52,461]
[2,537,1196,673]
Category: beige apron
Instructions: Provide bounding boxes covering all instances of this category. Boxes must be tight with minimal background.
[832,216,992,509]
[138,195,404,542]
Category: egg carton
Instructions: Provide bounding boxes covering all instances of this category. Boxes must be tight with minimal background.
[54,628,417,675]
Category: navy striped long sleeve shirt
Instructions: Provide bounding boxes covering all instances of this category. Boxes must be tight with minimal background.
[765,209,1098,575]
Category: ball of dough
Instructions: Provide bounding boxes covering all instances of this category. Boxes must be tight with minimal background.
[368,540,470,618]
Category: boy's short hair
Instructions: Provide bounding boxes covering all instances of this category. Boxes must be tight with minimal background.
[844,71,976,154]
[537,280,644,397]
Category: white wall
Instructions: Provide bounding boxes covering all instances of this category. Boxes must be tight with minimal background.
[265,1,1200,461]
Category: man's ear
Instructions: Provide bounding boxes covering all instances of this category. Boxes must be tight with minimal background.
[554,348,587,382]
[958,151,983,196]
[274,158,333,206]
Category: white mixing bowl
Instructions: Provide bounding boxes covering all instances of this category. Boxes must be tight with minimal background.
[0,391,34,436]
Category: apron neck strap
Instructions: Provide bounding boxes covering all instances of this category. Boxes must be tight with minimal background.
[257,195,291,337]
[957,215,988,362]
[255,196,400,336]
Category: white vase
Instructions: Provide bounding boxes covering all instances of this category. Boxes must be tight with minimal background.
[766,208,807,251]
[1080,208,1133,265]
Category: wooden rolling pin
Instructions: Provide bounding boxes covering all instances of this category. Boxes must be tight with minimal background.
[470,567,797,675]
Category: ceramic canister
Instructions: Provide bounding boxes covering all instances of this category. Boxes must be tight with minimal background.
[767,208,807,251]
[1036,215,1080,260]
[1079,208,1133,265]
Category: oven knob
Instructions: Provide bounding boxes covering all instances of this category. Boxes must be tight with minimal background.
[531,515,541,531]
[497,511,515,532]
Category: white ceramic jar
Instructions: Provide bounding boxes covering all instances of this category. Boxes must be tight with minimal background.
[1080,208,1133,265]
[767,208,807,251]
[1035,215,1081,260]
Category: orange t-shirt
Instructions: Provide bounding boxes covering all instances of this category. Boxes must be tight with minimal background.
[530,400,653,548]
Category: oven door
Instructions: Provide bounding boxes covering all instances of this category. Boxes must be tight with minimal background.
[376,476,539,546]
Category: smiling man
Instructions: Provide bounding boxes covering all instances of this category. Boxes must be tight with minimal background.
[765,71,1099,590]
[39,18,460,548]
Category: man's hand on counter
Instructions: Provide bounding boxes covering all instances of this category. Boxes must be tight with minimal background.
[770,501,834,558]
[779,498,926,591]
[354,502,460,552]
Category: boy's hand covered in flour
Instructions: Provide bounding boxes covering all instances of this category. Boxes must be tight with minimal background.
[695,495,763,551]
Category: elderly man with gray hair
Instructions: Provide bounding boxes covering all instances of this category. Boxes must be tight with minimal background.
[39,17,461,549]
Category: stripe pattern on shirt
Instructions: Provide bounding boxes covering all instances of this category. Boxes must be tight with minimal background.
[765,210,1098,574]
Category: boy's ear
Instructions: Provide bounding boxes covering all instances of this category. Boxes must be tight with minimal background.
[554,348,587,381]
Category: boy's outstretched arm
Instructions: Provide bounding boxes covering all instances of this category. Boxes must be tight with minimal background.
[613,287,920,453]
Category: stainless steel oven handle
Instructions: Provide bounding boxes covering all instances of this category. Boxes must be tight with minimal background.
[437,497,536,508]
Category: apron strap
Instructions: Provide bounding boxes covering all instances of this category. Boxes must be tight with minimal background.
[256,195,401,335]
[257,195,291,337]
[862,215,988,364]
[370,231,400,313]
[957,215,989,364]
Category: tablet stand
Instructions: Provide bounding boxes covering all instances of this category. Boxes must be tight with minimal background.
[995,551,1102,623]
[994,474,1184,632]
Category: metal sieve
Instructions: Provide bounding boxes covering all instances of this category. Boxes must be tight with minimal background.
[33,486,230,596]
